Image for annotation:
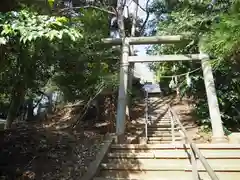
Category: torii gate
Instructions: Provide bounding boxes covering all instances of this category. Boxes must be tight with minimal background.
[102,35,227,143]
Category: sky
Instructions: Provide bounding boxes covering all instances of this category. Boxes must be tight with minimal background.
[124,0,155,83]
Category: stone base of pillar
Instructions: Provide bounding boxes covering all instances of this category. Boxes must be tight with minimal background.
[139,137,148,144]
[211,135,228,143]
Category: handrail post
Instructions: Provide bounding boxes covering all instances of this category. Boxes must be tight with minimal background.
[179,130,187,144]
[191,143,220,180]
[190,146,199,180]
[169,110,175,144]
[145,91,149,141]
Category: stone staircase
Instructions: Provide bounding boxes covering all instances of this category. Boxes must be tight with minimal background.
[145,108,182,144]
[127,96,185,144]
[90,96,240,180]
[94,144,240,180]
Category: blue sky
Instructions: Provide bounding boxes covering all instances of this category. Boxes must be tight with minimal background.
[124,0,155,83]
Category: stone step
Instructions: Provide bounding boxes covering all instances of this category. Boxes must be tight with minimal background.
[146,126,196,131]
[102,159,240,174]
[128,127,185,134]
[108,150,240,159]
[105,158,240,167]
[154,120,172,123]
[111,144,240,150]
[132,124,176,128]
[127,129,180,136]
[127,133,179,139]
[156,114,170,117]
[138,121,173,124]
[148,118,171,122]
[147,127,180,131]
[100,162,240,171]
[97,171,240,180]
[148,115,169,119]
[147,140,175,144]
[147,133,181,137]
[147,122,173,125]
[129,122,172,126]
[149,116,170,119]
[128,128,179,133]
[149,117,171,123]
[148,113,169,116]
[153,122,192,127]
[129,119,171,123]
[147,136,182,141]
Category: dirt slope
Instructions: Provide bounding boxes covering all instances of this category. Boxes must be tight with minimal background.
[0,105,104,180]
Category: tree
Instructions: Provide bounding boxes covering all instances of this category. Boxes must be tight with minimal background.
[0,0,146,130]
[0,10,80,128]
[148,0,240,131]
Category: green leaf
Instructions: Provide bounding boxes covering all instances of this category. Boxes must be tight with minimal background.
[0,37,7,45]
[56,17,68,24]
[57,31,63,39]
[48,0,55,8]
[67,31,76,41]
[1,25,12,35]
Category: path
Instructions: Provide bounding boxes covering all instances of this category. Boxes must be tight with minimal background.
[90,95,240,180]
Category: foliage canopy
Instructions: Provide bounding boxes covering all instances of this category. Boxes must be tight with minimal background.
[149,0,240,131]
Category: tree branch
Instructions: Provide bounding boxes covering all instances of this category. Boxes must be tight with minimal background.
[59,5,116,15]
[127,0,151,35]
[139,0,151,35]
[132,0,148,13]
[117,0,127,38]
[72,83,105,128]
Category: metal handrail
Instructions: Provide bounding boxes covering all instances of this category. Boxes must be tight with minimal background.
[144,91,149,140]
[168,105,219,180]
[169,109,175,144]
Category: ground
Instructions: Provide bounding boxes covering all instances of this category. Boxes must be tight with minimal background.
[0,127,103,180]
[171,98,212,143]
[0,105,105,180]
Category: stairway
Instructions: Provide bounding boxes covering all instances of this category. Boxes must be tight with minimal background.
[91,96,240,180]
[94,144,240,180]
[127,96,184,144]
[146,106,182,144]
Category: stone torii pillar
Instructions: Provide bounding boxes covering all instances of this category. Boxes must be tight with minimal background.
[200,51,227,143]
[116,38,130,143]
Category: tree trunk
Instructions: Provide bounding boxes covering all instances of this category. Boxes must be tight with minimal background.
[26,98,34,121]
[4,83,25,129]
[47,92,53,114]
